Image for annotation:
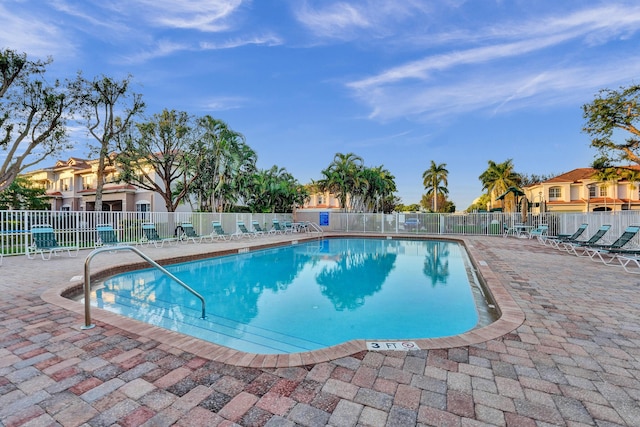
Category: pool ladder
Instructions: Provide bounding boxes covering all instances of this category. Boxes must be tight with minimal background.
[81,245,206,330]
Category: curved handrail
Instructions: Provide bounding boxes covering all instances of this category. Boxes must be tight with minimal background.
[82,245,206,329]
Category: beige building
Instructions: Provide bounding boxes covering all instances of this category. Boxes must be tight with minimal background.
[525,166,640,213]
[23,157,177,212]
[300,190,342,211]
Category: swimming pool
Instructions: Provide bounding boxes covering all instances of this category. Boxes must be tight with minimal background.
[89,238,494,354]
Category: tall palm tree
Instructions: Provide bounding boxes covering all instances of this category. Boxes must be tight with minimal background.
[422,161,449,212]
[622,168,640,210]
[317,152,363,212]
[593,167,619,211]
[479,159,520,211]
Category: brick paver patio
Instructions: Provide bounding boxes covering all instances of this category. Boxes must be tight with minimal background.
[1,234,639,426]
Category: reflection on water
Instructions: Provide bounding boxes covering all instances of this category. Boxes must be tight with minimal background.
[423,240,450,286]
[316,239,397,310]
[94,238,481,353]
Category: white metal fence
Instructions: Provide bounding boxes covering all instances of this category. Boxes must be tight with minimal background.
[2,209,640,256]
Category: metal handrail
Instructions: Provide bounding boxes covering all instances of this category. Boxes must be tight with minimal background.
[81,245,206,329]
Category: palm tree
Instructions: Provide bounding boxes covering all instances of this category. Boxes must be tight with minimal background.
[479,159,520,211]
[622,168,640,210]
[593,167,619,211]
[317,153,364,212]
[422,161,449,212]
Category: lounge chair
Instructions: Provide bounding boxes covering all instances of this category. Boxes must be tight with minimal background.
[271,219,292,234]
[616,254,640,274]
[581,225,640,263]
[526,224,548,242]
[562,224,612,256]
[27,224,79,260]
[234,221,258,239]
[211,221,233,241]
[545,223,588,248]
[141,223,177,248]
[180,222,208,243]
[96,224,126,248]
[251,221,266,236]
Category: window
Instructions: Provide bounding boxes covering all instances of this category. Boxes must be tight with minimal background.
[589,185,597,198]
[82,176,94,190]
[136,202,150,212]
[599,186,607,197]
[317,195,324,205]
[548,187,562,199]
[60,178,71,191]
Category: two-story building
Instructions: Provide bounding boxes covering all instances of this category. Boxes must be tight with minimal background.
[525,166,640,213]
[22,157,181,212]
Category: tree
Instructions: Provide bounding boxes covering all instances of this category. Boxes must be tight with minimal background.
[583,84,640,165]
[116,109,197,212]
[317,152,364,212]
[0,49,75,192]
[422,161,448,212]
[593,166,619,211]
[0,176,49,210]
[246,166,308,213]
[479,159,520,210]
[189,116,254,212]
[621,168,640,210]
[75,74,144,211]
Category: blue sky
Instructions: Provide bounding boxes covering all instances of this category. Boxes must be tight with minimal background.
[3,0,640,209]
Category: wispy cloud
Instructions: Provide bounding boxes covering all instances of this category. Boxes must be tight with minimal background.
[131,0,245,32]
[294,0,431,40]
[346,4,640,121]
[0,4,75,59]
[200,34,283,50]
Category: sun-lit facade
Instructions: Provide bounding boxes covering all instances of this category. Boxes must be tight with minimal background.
[22,157,184,212]
[525,166,640,212]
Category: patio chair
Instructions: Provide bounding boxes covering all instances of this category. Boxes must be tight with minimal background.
[95,224,126,248]
[27,224,79,260]
[211,221,233,241]
[234,221,258,239]
[616,254,640,274]
[251,220,266,236]
[562,224,612,256]
[141,222,177,248]
[581,225,640,263]
[272,219,292,234]
[526,224,548,242]
[545,223,588,248]
[180,222,209,243]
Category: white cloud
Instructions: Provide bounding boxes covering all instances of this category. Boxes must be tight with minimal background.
[346,3,640,121]
[131,0,245,32]
[294,0,431,40]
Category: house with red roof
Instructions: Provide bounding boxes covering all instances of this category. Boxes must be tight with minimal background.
[524,166,640,212]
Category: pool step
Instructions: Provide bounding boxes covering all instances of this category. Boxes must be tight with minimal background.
[94,293,326,354]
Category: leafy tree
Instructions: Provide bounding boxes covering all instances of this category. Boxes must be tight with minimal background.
[592,165,619,210]
[247,166,308,213]
[74,74,144,211]
[0,176,48,210]
[583,84,640,165]
[518,173,555,186]
[116,109,197,212]
[421,193,455,213]
[0,49,75,192]
[479,159,521,211]
[189,116,254,212]
[621,168,640,210]
[316,152,364,212]
[422,161,449,212]
[466,193,491,212]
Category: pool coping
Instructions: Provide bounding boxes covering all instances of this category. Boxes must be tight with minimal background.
[41,234,525,368]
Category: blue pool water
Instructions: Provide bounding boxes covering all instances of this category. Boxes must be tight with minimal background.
[91,238,483,354]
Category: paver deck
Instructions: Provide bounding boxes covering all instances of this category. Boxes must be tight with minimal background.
[1,234,639,426]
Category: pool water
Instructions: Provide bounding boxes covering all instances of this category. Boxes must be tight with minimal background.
[91,238,485,354]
